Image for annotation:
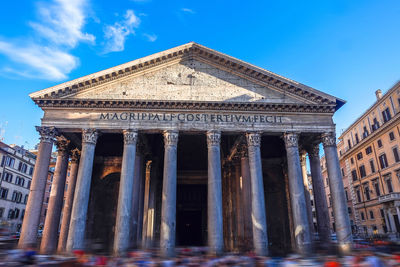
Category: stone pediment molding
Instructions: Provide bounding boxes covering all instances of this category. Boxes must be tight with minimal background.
[29,42,345,110]
[32,98,336,113]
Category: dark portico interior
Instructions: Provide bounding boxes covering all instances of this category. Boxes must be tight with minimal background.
[79,132,293,255]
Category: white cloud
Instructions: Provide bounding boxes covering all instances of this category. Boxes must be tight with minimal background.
[181,8,195,14]
[29,0,95,47]
[103,10,141,53]
[0,0,92,81]
[143,33,157,42]
[0,41,79,80]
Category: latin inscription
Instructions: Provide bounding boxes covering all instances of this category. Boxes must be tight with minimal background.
[99,112,283,124]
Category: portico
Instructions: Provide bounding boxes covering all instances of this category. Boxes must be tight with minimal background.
[20,42,352,256]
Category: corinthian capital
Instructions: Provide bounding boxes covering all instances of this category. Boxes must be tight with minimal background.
[283,132,299,148]
[206,131,221,147]
[321,132,337,148]
[36,126,58,144]
[82,129,99,145]
[55,136,70,153]
[246,132,261,147]
[123,130,138,145]
[70,148,81,163]
[308,143,320,159]
[163,130,179,147]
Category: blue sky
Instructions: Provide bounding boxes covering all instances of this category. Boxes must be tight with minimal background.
[0,0,399,148]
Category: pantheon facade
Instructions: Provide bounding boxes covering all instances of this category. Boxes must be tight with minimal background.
[19,42,352,257]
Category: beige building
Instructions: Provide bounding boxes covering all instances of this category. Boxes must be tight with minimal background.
[325,82,400,237]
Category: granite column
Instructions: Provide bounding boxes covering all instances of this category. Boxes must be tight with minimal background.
[322,132,353,254]
[160,131,178,257]
[300,152,315,239]
[308,143,331,245]
[57,149,80,253]
[66,129,98,252]
[207,131,224,255]
[246,132,268,256]
[18,126,57,249]
[40,136,70,254]
[284,132,311,256]
[113,130,138,255]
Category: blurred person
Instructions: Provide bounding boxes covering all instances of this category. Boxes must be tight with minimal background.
[324,255,341,267]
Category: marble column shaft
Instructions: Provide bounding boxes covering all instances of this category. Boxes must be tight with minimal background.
[58,149,80,253]
[19,126,57,249]
[207,131,224,255]
[246,132,268,256]
[40,137,70,254]
[113,130,138,255]
[131,152,143,248]
[284,133,311,256]
[308,144,331,244]
[322,132,353,254]
[66,129,98,252]
[160,131,178,257]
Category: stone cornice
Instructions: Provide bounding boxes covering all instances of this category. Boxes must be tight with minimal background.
[29,42,344,110]
[32,98,336,113]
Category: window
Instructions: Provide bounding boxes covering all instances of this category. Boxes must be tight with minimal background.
[373,180,381,196]
[386,178,394,193]
[389,132,396,141]
[4,156,15,168]
[393,147,400,163]
[341,168,345,177]
[17,162,27,173]
[366,146,372,155]
[364,185,371,200]
[370,160,376,173]
[355,133,360,144]
[351,170,358,181]
[11,191,22,203]
[326,178,329,186]
[361,211,365,221]
[363,126,369,138]
[27,181,31,189]
[8,209,14,219]
[14,208,20,219]
[21,210,25,220]
[29,167,33,176]
[380,209,385,218]
[377,139,383,148]
[345,190,349,201]
[0,188,8,199]
[356,187,362,203]
[382,107,392,123]
[348,207,352,214]
[329,196,332,206]
[359,165,366,178]
[372,118,380,131]
[357,152,363,160]
[379,154,389,169]
[15,176,24,187]
[0,208,4,218]
[351,158,354,164]
[2,172,13,183]
[348,139,352,149]
[24,194,28,204]
[369,210,374,220]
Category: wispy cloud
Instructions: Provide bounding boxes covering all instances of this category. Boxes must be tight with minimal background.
[181,8,195,14]
[0,0,93,80]
[143,33,157,42]
[103,10,141,53]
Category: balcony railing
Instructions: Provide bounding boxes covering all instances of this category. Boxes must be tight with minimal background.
[378,193,400,203]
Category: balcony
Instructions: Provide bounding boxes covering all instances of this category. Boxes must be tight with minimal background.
[378,193,400,203]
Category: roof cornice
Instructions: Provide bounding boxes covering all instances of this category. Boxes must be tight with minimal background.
[33,98,336,113]
[29,42,345,110]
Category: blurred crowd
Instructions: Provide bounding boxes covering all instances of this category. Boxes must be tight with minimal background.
[0,247,400,266]
[1,229,400,266]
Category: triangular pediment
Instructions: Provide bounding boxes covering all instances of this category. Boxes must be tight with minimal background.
[30,42,345,110]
